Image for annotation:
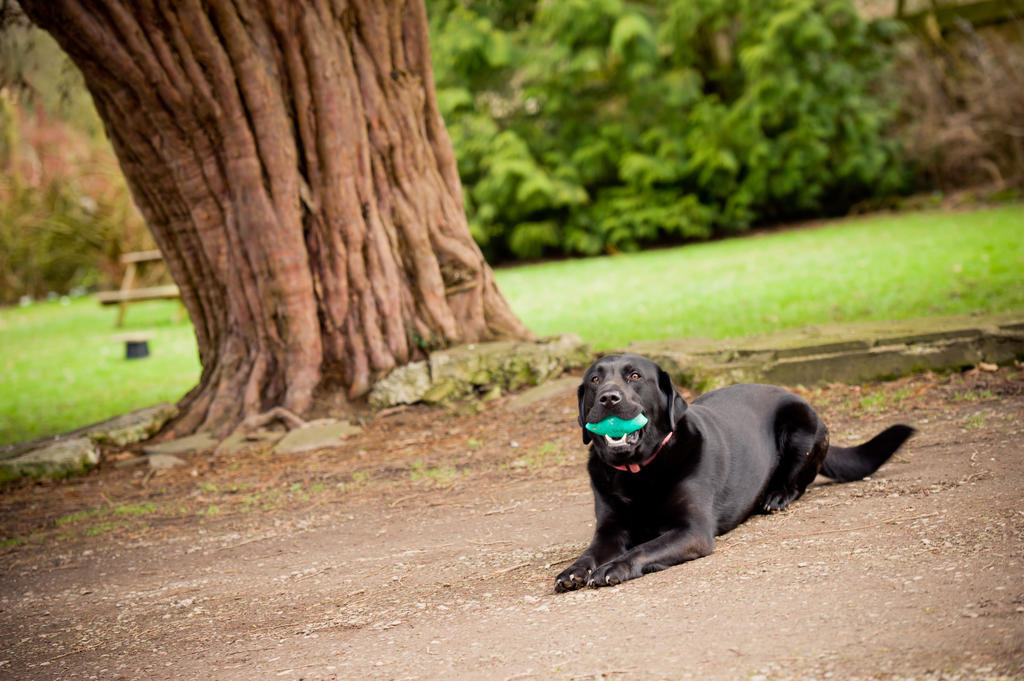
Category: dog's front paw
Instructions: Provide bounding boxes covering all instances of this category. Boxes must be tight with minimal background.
[762,487,797,513]
[588,560,637,588]
[554,559,596,593]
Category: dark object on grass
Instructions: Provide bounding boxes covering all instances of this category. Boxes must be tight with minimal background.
[112,332,155,361]
[125,339,149,359]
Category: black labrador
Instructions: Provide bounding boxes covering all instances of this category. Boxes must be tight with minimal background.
[555,353,915,592]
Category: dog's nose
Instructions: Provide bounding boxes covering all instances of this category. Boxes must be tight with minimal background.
[599,390,622,408]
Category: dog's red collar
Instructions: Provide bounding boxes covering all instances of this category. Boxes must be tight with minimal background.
[610,432,674,473]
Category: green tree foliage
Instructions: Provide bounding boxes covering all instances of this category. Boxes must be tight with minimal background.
[429,0,907,260]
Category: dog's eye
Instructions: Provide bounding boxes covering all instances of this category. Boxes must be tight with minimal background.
[591,375,600,383]
[628,371,641,381]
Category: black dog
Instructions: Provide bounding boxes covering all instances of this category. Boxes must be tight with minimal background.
[554,354,915,592]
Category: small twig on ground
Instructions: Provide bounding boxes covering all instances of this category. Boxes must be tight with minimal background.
[480,562,531,579]
[404,542,455,553]
[484,501,521,516]
[714,538,749,553]
[247,620,306,635]
[342,588,367,600]
[568,670,636,680]
[214,533,279,553]
[293,566,332,582]
[388,484,458,508]
[49,640,107,662]
[377,405,409,418]
[276,662,330,674]
[225,646,275,656]
[389,492,424,507]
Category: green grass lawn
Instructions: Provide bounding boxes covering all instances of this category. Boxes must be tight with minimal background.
[0,299,199,446]
[1,204,1021,446]
[496,205,1024,347]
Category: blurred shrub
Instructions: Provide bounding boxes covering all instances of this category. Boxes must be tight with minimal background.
[0,22,151,304]
[430,0,908,260]
[893,22,1024,194]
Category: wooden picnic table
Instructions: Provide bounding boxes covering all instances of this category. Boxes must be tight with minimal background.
[96,250,180,327]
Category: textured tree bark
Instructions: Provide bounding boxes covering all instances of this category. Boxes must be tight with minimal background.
[20,0,532,434]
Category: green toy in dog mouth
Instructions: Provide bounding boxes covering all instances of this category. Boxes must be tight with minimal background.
[585,413,649,440]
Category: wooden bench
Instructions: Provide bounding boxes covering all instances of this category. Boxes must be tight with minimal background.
[97,250,180,327]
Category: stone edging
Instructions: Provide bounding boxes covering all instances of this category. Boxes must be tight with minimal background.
[4,314,1021,483]
[626,313,1024,390]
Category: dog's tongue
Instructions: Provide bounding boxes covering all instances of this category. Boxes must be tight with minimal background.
[627,463,641,473]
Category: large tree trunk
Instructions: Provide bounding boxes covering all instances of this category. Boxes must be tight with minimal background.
[20,0,532,435]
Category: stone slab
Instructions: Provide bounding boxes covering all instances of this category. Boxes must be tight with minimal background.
[142,432,220,457]
[369,334,591,408]
[214,429,285,456]
[87,403,178,447]
[370,361,431,407]
[272,420,362,454]
[148,453,186,470]
[0,438,99,482]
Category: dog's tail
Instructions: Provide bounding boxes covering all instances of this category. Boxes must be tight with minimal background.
[820,425,916,482]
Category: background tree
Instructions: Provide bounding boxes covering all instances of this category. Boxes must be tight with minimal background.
[16,0,532,435]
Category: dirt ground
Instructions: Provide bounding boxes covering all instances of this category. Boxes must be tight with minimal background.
[2,365,1023,681]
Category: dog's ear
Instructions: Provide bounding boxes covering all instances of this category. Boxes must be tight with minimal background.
[657,367,688,430]
[577,382,592,445]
